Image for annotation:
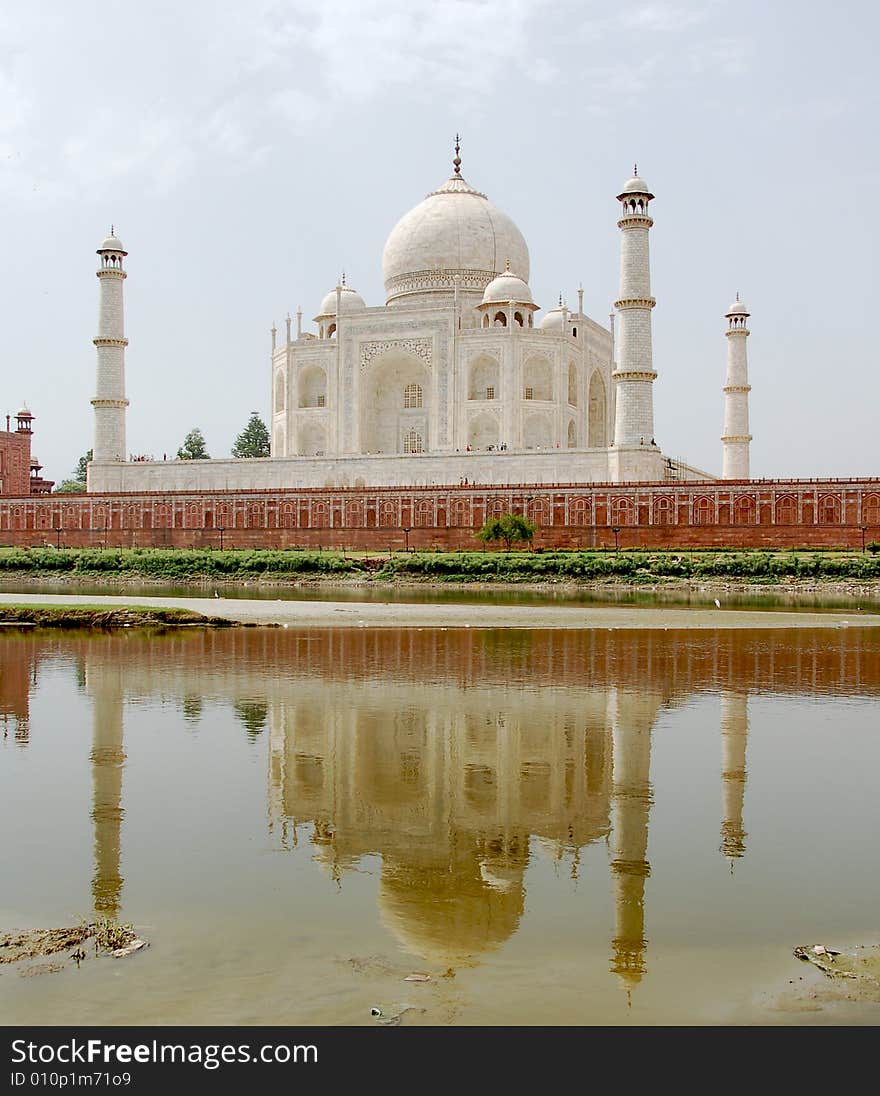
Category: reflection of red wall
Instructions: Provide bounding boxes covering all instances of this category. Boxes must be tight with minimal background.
[0,637,39,744]
[0,478,878,549]
[0,429,31,497]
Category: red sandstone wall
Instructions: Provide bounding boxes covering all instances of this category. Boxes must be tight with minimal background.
[0,431,32,498]
[0,479,878,551]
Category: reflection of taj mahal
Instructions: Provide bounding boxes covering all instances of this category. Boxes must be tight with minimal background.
[9,627,880,992]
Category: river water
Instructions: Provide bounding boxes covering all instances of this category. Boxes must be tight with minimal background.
[2,623,879,1025]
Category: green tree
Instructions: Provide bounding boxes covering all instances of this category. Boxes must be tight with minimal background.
[232,411,270,458]
[177,428,209,460]
[233,700,268,740]
[54,448,93,493]
[475,512,537,551]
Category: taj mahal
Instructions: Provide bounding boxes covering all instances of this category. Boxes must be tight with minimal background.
[87,142,752,494]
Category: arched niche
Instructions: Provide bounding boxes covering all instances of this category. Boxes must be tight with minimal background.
[298,420,327,457]
[567,420,577,447]
[468,412,500,450]
[588,370,607,447]
[568,362,579,406]
[523,356,552,401]
[274,370,285,413]
[298,365,327,408]
[360,349,430,455]
[469,355,500,401]
[523,413,552,449]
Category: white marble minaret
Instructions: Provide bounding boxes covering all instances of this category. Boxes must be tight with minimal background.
[91,231,129,463]
[612,170,657,449]
[721,296,752,479]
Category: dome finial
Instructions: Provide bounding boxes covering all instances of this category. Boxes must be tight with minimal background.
[341,270,346,287]
[453,133,461,177]
[505,257,511,272]
[558,292,563,307]
[736,290,739,301]
[633,163,637,176]
[110,223,115,236]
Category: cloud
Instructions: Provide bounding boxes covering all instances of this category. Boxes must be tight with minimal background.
[0,0,560,201]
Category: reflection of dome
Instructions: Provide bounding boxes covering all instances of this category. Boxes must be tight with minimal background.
[382,170,529,305]
[482,268,533,305]
[97,234,126,253]
[317,284,366,317]
[378,852,525,966]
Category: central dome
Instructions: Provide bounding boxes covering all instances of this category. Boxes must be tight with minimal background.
[382,167,529,307]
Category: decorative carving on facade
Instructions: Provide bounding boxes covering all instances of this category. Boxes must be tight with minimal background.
[359,338,433,372]
[386,269,497,301]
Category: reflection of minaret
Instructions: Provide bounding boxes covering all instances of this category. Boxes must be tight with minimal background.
[89,679,126,919]
[720,692,748,860]
[609,690,659,992]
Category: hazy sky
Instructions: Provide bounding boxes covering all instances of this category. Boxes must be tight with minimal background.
[2,0,877,483]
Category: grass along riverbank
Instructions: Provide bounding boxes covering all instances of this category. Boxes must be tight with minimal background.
[0,603,238,629]
[1,546,880,586]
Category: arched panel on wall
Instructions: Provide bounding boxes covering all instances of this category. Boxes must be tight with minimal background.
[414,499,433,527]
[568,362,579,407]
[274,424,285,457]
[588,371,607,448]
[298,366,327,408]
[734,495,757,525]
[468,355,500,401]
[449,498,470,527]
[693,496,715,525]
[775,495,797,524]
[567,420,577,448]
[298,420,327,457]
[570,497,592,526]
[522,356,553,401]
[522,413,553,450]
[863,493,880,525]
[360,350,430,455]
[379,501,398,528]
[274,371,285,413]
[468,413,500,451]
[652,496,674,525]
[818,494,842,524]
[611,497,635,526]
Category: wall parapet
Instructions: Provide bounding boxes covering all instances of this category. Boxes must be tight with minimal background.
[1,478,878,550]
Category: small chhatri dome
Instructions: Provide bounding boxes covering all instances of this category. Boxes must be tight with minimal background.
[16,405,32,418]
[317,283,366,317]
[538,301,567,331]
[617,167,654,201]
[482,266,533,305]
[726,294,749,316]
[97,227,126,254]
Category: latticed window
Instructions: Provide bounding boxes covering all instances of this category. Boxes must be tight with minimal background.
[403,384,423,409]
[316,394,325,407]
[524,386,534,400]
[485,386,495,400]
[403,429,424,454]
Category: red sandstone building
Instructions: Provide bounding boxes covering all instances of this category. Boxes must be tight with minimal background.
[0,408,53,500]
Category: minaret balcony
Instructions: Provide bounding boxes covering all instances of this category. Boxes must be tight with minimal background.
[617,214,653,229]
